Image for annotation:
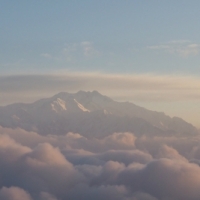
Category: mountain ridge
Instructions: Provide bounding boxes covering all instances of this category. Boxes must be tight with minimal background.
[0,91,198,137]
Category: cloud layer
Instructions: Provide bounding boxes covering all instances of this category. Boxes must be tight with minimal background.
[1,73,200,105]
[1,126,200,199]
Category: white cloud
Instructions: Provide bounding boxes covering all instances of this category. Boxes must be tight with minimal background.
[148,40,200,57]
[61,43,78,62]
[81,41,99,57]
[40,41,99,63]
[40,53,52,59]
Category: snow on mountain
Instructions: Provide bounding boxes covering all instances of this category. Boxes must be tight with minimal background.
[51,98,67,112]
[0,91,198,138]
[73,99,90,112]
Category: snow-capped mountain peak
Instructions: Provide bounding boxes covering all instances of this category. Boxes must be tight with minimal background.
[51,98,67,112]
[0,91,198,137]
[73,99,90,112]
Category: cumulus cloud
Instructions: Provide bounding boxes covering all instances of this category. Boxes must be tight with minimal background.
[0,187,32,200]
[117,159,200,200]
[0,126,199,199]
[0,134,31,162]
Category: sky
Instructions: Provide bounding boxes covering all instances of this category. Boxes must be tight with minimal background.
[1,0,200,127]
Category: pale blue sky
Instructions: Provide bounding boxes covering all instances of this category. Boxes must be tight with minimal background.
[1,1,200,126]
[1,0,200,74]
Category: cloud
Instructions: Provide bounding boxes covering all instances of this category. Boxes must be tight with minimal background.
[40,41,99,63]
[0,187,32,200]
[99,150,152,165]
[40,53,52,59]
[61,43,78,62]
[118,159,200,200]
[148,40,200,57]
[0,134,31,163]
[1,73,200,106]
[155,144,188,161]
[39,192,58,200]
[129,192,158,200]
[66,184,129,200]
[25,143,72,167]
[0,126,200,199]
[81,41,99,57]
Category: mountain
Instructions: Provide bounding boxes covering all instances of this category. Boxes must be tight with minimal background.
[0,91,198,138]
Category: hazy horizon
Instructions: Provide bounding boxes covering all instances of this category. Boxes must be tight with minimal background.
[1,73,200,128]
[1,1,200,199]
[1,1,200,128]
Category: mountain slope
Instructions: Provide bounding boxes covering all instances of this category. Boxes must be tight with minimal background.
[0,91,198,137]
